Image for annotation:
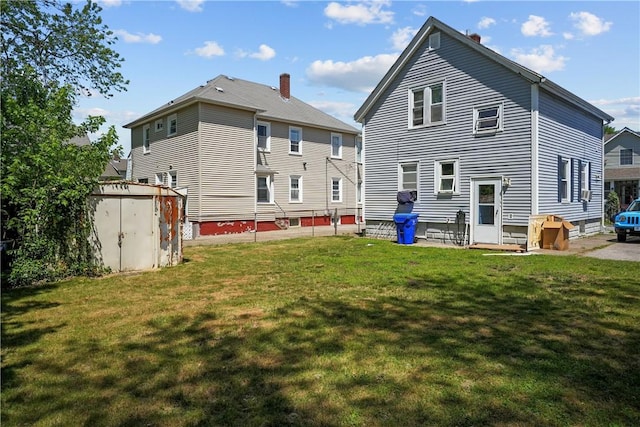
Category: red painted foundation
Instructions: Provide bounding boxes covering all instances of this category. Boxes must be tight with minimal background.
[198,215,349,236]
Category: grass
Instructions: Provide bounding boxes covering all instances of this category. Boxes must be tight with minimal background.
[2,236,639,426]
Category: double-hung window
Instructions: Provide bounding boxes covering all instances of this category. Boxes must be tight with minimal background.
[155,119,163,132]
[331,133,342,159]
[434,159,459,194]
[331,178,342,202]
[410,82,445,128]
[356,138,362,163]
[289,175,302,202]
[257,121,270,151]
[143,124,150,153]
[620,148,633,165]
[167,114,177,137]
[399,162,418,198]
[289,127,302,155]
[473,104,503,134]
[257,175,273,203]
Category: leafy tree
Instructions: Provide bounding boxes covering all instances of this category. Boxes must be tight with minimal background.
[604,125,617,135]
[1,0,128,287]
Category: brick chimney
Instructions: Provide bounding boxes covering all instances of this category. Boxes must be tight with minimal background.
[280,73,290,100]
[469,33,481,43]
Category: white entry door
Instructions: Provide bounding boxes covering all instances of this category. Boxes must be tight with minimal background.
[472,179,502,244]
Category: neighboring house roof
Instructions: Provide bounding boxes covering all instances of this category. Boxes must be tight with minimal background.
[604,126,640,145]
[100,158,128,179]
[124,74,359,134]
[354,16,615,124]
[68,134,91,146]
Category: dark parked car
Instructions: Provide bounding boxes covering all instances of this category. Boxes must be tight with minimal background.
[614,197,640,242]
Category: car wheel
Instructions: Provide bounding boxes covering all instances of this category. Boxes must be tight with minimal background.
[617,232,627,242]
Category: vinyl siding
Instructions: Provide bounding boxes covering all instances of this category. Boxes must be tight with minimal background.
[258,121,359,219]
[537,90,604,221]
[363,31,532,225]
[130,104,199,216]
[198,103,255,221]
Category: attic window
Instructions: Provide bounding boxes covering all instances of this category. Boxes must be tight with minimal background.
[215,86,224,93]
[428,32,440,50]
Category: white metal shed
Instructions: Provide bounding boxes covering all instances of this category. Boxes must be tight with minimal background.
[89,182,184,272]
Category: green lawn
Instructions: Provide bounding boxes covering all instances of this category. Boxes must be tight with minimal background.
[2,236,639,426]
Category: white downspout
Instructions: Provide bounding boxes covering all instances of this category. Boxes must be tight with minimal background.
[531,83,540,215]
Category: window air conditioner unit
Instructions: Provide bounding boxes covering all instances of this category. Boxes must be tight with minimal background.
[581,189,592,201]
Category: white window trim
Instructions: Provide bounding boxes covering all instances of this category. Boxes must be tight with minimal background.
[331,177,342,203]
[257,175,273,204]
[561,158,571,202]
[408,81,446,129]
[289,126,302,155]
[289,175,303,203]
[331,133,343,159]
[580,161,589,192]
[155,172,165,186]
[257,121,271,152]
[155,119,163,132]
[143,124,150,154]
[167,113,177,137]
[434,159,460,195]
[398,161,420,198]
[355,138,363,163]
[473,103,504,135]
[620,148,633,165]
[428,32,440,50]
[168,170,177,188]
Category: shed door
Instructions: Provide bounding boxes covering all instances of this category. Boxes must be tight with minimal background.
[120,197,155,271]
[472,179,502,244]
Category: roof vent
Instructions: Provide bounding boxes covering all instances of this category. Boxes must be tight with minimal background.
[226,75,235,81]
[270,86,277,90]
[214,86,224,93]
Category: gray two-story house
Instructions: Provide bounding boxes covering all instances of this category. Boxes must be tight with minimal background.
[125,74,361,237]
[355,16,614,246]
[604,127,640,207]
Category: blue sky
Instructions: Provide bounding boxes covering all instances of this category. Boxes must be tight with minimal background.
[75,0,640,154]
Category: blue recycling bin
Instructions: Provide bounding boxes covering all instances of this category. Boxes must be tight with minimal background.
[393,213,419,244]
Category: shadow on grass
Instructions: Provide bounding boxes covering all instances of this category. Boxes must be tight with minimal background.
[2,268,639,426]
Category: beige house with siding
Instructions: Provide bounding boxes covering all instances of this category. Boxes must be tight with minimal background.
[125,73,361,237]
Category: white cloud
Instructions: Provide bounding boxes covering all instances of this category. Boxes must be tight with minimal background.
[306,53,399,93]
[113,30,162,44]
[176,0,204,12]
[281,0,298,7]
[324,1,394,26]
[238,44,276,61]
[308,100,359,126]
[569,11,612,36]
[97,0,122,7]
[391,27,418,52]
[193,41,225,58]
[563,32,575,40]
[511,45,567,73]
[478,17,496,29]
[412,4,427,17]
[590,97,640,130]
[521,15,553,37]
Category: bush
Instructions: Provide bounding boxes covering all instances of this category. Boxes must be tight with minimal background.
[605,191,621,223]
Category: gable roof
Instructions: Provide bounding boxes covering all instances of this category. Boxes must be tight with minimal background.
[354,16,614,124]
[124,75,359,134]
[604,126,640,145]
